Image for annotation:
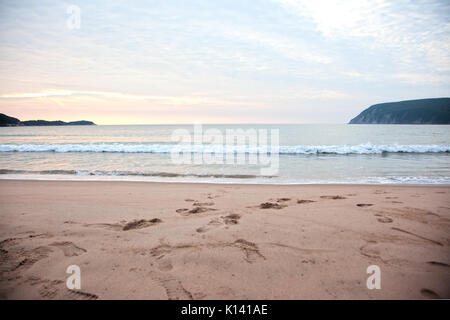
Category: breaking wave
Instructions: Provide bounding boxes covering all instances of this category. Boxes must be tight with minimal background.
[0,143,449,154]
[0,169,448,184]
[0,169,270,179]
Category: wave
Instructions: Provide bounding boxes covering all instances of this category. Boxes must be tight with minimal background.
[0,143,449,154]
[0,169,270,179]
[365,176,450,184]
[0,169,448,185]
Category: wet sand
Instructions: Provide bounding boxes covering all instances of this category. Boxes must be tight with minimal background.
[0,180,449,299]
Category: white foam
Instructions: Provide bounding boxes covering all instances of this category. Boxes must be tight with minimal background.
[0,173,448,185]
[0,143,449,154]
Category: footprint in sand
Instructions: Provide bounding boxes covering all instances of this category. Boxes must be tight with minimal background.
[179,206,217,216]
[149,271,193,300]
[50,241,86,257]
[150,237,265,265]
[84,222,123,231]
[122,218,162,231]
[38,282,62,299]
[259,202,286,209]
[233,239,265,263]
[86,218,162,231]
[196,214,241,233]
[193,202,215,206]
[25,276,64,299]
[150,243,197,259]
[420,288,440,299]
[207,192,224,199]
[357,203,373,207]
[320,195,346,200]
[426,261,450,268]
[196,219,223,233]
[359,240,381,260]
[66,289,99,300]
[12,246,53,272]
[376,216,393,223]
[0,239,54,276]
[177,200,218,215]
[157,258,173,271]
[297,199,316,204]
[391,227,443,246]
[0,237,19,249]
[223,213,241,225]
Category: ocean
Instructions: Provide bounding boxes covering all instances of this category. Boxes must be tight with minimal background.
[0,124,449,184]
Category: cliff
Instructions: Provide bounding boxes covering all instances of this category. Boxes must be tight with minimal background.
[349,98,450,124]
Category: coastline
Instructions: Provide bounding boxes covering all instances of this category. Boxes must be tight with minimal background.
[1,177,449,187]
[1,180,449,299]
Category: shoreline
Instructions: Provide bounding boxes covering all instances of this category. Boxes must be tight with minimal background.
[0,177,449,187]
[1,180,449,299]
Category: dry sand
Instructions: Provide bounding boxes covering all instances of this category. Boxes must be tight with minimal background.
[0,180,449,300]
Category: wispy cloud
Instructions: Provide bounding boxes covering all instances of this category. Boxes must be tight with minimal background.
[0,87,351,103]
[391,73,450,85]
[272,0,450,74]
[0,90,239,106]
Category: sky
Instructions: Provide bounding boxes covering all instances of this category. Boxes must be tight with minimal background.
[0,0,449,124]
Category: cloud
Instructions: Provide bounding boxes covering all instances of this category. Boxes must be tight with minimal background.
[391,73,450,85]
[0,89,236,106]
[272,0,450,74]
[0,87,351,104]
[218,26,333,65]
[273,0,398,40]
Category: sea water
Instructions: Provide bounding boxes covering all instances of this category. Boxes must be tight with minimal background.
[0,124,449,184]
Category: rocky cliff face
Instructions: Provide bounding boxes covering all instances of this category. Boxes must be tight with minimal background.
[349,98,450,124]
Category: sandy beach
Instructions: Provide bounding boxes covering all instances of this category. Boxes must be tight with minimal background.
[0,180,449,299]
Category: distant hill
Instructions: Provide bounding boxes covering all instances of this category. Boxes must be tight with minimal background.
[349,98,450,124]
[21,120,95,126]
[0,113,96,127]
[0,113,21,126]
